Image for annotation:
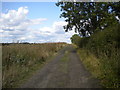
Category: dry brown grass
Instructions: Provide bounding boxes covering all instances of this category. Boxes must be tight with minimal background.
[2,43,67,88]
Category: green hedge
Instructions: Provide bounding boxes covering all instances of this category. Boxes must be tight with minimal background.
[71,23,120,88]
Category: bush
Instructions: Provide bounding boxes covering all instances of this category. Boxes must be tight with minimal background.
[70,34,90,47]
[70,34,81,46]
[71,23,120,88]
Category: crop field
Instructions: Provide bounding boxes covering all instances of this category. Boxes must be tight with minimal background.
[2,42,67,88]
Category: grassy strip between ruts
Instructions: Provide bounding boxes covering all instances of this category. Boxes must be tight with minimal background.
[77,47,119,88]
[59,51,69,74]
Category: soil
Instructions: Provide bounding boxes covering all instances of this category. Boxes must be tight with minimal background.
[20,45,101,88]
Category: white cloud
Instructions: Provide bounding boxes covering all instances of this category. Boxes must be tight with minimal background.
[52,21,67,34]
[0,6,47,31]
[1,7,28,27]
[25,21,76,43]
[0,6,47,43]
[0,7,76,43]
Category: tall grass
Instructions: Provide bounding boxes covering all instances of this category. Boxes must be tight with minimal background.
[85,23,119,88]
[2,43,66,88]
[77,48,119,88]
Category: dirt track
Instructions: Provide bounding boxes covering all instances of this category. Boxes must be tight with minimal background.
[20,45,101,88]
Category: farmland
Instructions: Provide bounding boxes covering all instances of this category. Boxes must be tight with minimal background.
[2,42,67,88]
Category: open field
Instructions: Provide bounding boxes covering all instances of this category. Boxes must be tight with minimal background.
[2,42,67,88]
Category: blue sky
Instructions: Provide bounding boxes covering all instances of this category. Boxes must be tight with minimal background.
[2,2,63,27]
[1,2,76,43]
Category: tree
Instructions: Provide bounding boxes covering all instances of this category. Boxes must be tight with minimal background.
[110,2,120,18]
[56,2,119,37]
[70,34,81,45]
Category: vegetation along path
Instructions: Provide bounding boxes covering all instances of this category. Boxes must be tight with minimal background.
[20,45,101,88]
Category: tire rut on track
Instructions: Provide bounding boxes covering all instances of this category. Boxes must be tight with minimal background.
[20,45,101,88]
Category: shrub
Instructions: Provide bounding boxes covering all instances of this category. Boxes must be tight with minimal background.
[71,22,120,88]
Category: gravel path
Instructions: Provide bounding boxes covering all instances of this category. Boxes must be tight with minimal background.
[20,45,101,88]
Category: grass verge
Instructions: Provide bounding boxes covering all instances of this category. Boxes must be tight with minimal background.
[15,52,58,88]
[77,48,119,88]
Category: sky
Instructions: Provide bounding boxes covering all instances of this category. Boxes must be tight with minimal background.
[0,2,76,43]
